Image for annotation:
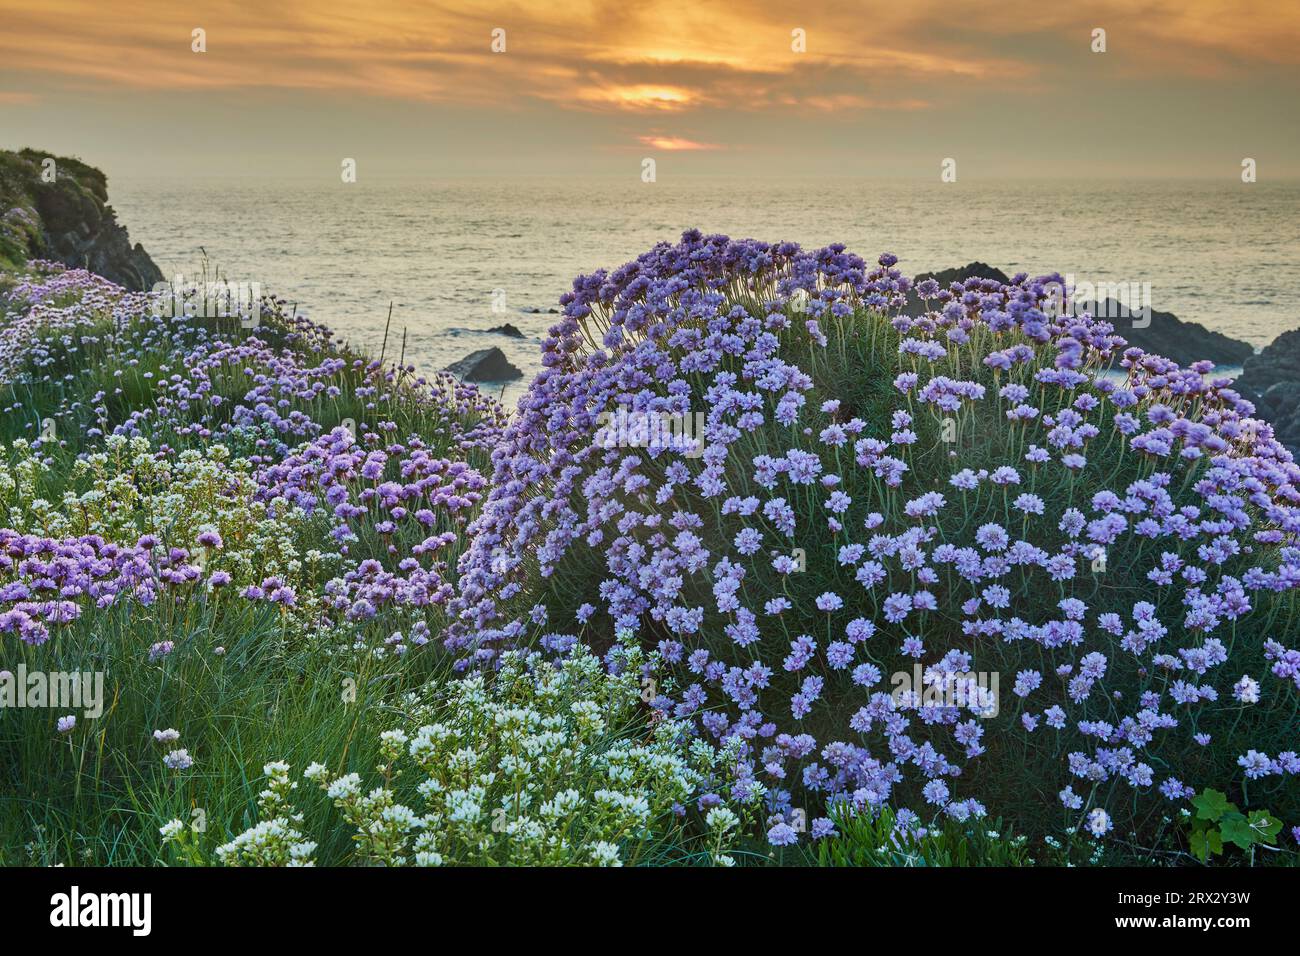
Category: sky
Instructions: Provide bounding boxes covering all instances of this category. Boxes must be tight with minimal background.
[1,0,1298,181]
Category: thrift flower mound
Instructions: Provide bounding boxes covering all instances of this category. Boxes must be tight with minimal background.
[1,261,505,651]
[451,231,1300,845]
[256,425,489,640]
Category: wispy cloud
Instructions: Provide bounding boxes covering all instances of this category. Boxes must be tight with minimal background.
[6,0,1292,111]
[2,0,1296,178]
[576,85,699,112]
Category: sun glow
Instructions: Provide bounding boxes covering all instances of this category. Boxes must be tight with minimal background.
[579,85,696,111]
[637,134,718,150]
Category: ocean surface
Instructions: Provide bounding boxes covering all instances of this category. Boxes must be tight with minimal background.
[109,178,1300,406]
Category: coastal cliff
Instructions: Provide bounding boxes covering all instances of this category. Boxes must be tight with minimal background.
[0,148,162,291]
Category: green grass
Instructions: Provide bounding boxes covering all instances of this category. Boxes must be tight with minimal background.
[3,246,1297,867]
[0,597,448,865]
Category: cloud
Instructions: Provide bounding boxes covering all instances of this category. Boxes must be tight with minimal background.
[575,85,699,111]
[2,0,1296,175]
[8,0,1291,112]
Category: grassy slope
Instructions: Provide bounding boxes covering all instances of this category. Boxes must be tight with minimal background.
[0,263,500,865]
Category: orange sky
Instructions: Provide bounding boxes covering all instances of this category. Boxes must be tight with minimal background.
[2,0,1297,177]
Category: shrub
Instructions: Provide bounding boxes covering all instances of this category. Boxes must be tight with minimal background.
[449,230,1300,849]
[0,262,503,864]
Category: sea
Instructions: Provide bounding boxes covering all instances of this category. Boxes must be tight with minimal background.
[109,178,1300,406]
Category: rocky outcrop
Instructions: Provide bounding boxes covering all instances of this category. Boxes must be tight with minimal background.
[0,148,162,291]
[486,323,526,339]
[916,261,1011,288]
[1234,328,1300,455]
[445,347,522,382]
[1084,300,1254,368]
[903,262,1009,315]
[907,261,1254,368]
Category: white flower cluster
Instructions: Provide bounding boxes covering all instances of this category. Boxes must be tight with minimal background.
[212,761,317,866]
[1,434,335,612]
[214,646,756,866]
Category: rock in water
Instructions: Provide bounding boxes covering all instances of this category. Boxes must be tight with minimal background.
[486,323,526,339]
[0,148,163,291]
[445,347,522,382]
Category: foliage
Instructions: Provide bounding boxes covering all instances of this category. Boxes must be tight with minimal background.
[1187,788,1283,863]
[814,806,1034,867]
[449,231,1300,848]
[3,235,1299,868]
[183,646,756,866]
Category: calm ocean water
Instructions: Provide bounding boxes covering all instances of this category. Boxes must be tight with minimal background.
[110,178,1300,405]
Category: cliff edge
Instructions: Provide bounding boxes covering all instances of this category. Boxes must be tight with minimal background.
[0,148,162,291]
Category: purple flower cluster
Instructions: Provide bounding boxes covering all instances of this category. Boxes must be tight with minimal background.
[1,262,501,655]
[256,425,487,626]
[3,262,505,457]
[0,529,201,644]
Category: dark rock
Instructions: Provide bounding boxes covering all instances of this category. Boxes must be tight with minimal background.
[445,347,522,382]
[904,260,1255,368]
[1083,300,1255,368]
[0,148,163,291]
[1262,380,1300,413]
[486,323,525,339]
[1236,329,1300,404]
[916,261,1011,287]
[904,262,1010,315]
[1234,328,1300,455]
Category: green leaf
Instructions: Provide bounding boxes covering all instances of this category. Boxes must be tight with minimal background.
[1192,789,1229,822]
[1219,813,1256,851]
[1190,827,1223,861]
[1247,810,1283,844]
